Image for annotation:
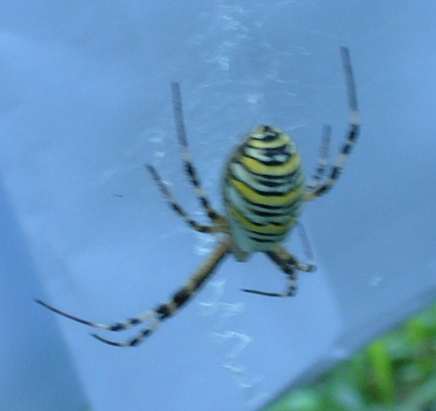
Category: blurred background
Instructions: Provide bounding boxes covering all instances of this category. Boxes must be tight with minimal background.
[0,1,435,410]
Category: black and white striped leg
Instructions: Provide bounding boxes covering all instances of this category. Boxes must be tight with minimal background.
[36,239,231,347]
[306,124,331,192]
[305,46,360,201]
[36,297,155,333]
[146,164,225,234]
[242,245,315,297]
[171,82,225,224]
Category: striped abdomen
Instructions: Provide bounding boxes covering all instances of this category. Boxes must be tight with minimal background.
[223,125,305,261]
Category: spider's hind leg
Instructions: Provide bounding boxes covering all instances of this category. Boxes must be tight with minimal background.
[242,245,315,297]
[37,239,230,347]
[93,238,230,347]
[242,226,316,298]
[37,295,171,347]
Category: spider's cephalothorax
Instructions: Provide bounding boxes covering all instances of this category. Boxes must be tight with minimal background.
[37,47,360,347]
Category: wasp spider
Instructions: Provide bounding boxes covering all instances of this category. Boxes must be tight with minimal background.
[37,47,359,347]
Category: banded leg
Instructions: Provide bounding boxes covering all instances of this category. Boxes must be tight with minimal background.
[171,82,225,224]
[36,239,231,347]
[146,165,227,234]
[305,46,360,201]
[296,221,316,269]
[242,245,315,297]
[306,125,331,192]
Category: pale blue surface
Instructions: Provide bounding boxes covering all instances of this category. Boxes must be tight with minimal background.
[0,2,436,411]
[0,181,88,410]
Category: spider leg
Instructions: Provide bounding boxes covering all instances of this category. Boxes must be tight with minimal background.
[146,164,226,234]
[35,298,154,331]
[305,124,331,192]
[37,239,230,347]
[93,238,230,347]
[171,82,225,225]
[305,46,360,201]
[295,221,316,268]
[242,245,315,297]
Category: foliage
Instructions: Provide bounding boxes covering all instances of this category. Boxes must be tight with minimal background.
[266,303,436,411]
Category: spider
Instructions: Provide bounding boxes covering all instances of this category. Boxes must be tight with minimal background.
[37,47,359,347]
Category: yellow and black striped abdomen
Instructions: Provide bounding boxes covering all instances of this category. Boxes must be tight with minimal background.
[223,125,305,261]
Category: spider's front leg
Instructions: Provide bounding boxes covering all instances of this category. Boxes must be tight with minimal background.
[242,245,315,298]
